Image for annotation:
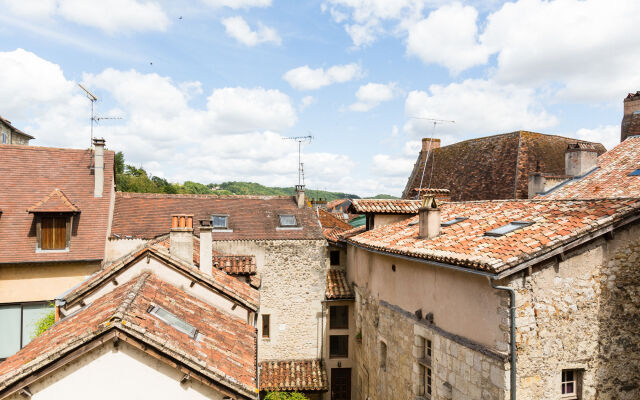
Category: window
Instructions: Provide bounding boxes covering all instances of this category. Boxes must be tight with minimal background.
[441,217,467,227]
[148,305,198,339]
[416,336,432,399]
[330,250,340,266]
[211,215,228,229]
[561,369,581,399]
[279,215,297,227]
[485,221,533,237]
[0,302,53,359]
[379,341,387,370]
[329,335,348,358]
[1,131,6,144]
[262,314,270,338]
[629,169,640,176]
[330,305,349,330]
[39,215,68,250]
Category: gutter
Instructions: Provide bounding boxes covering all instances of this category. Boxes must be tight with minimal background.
[489,278,516,400]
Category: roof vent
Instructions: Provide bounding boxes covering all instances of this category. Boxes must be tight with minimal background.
[418,195,441,239]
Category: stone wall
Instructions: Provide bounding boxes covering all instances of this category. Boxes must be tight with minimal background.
[211,239,327,361]
[0,122,30,145]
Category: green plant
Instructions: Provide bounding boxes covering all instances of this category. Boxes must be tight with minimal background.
[31,306,56,338]
[264,391,309,400]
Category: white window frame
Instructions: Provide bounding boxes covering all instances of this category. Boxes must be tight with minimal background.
[211,214,228,229]
[416,335,433,399]
[561,369,579,399]
[278,214,297,227]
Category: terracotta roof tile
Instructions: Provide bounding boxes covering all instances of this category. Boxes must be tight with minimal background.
[0,273,257,397]
[27,188,80,213]
[259,359,327,392]
[349,199,640,274]
[112,193,323,240]
[326,269,354,300]
[349,199,421,214]
[0,145,114,263]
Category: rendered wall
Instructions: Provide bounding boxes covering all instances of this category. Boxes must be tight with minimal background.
[323,299,357,400]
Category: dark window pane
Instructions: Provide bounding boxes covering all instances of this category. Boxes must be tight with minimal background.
[262,314,270,338]
[211,215,227,229]
[330,250,340,266]
[330,306,348,330]
[329,335,348,358]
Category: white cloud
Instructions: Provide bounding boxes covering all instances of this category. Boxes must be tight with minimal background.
[300,96,316,111]
[283,63,363,90]
[202,0,271,9]
[403,79,558,139]
[573,125,619,151]
[371,154,414,177]
[0,0,170,33]
[349,82,398,112]
[406,3,488,74]
[221,16,281,46]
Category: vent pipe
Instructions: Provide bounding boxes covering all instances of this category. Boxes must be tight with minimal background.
[418,195,441,239]
[93,138,105,198]
[199,219,213,276]
[170,214,193,264]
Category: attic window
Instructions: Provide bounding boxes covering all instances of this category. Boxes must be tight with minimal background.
[441,217,467,227]
[485,221,533,237]
[211,215,228,229]
[148,305,199,339]
[628,169,640,176]
[279,215,297,227]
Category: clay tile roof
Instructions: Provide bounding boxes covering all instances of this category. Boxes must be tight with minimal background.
[402,131,606,201]
[317,209,353,243]
[259,359,328,392]
[0,145,115,264]
[326,269,354,300]
[337,225,366,241]
[0,273,257,398]
[111,193,323,240]
[348,198,640,275]
[27,188,80,213]
[542,136,640,199]
[349,199,421,214]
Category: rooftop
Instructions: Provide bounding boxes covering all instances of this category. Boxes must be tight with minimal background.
[326,269,354,300]
[0,115,35,139]
[349,198,421,214]
[259,359,327,392]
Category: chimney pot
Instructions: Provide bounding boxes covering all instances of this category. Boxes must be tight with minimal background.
[418,195,441,239]
[199,219,212,276]
[295,185,306,208]
[565,142,598,177]
[170,214,194,264]
[92,138,105,198]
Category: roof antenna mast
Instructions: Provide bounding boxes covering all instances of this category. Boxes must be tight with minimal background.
[78,84,122,148]
[409,116,455,199]
[283,135,313,186]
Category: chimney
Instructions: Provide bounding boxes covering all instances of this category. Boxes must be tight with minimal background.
[93,138,105,198]
[170,214,193,263]
[565,142,598,177]
[199,219,212,276]
[418,195,441,239]
[295,185,306,208]
[422,138,441,152]
[622,91,640,142]
[528,173,546,198]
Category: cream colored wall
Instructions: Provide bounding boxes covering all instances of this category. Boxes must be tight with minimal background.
[348,245,502,348]
[7,340,226,400]
[323,300,357,400]
[106,238,147,261]
[373,214,409,229]
[0,262,101,303]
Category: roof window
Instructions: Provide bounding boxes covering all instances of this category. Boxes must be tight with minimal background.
[279,215,297,227]
[441,217,467,227]
[148,305,200,339]
[211,214,228,229]
[628,169,640,176]
[485,221,533,237]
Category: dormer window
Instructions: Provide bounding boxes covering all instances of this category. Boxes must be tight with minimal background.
[28,189,79,252]
[211,215,228,229]
[279,215,297,227]
[40,215,69,250]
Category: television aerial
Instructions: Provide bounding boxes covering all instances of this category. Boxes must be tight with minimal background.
[78,84,122,147]
[283,135,313,186]
[409,116,455,198]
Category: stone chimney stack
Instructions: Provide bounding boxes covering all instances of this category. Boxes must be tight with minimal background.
[622,91,640,142]
[199,219,213,276]
[528,173,546,199]
[170,214,193,263]
[565,142,598,177]
[295,185,306,208]
[418,195,441,239]
[422,138,441,152]
[93,138,105,198]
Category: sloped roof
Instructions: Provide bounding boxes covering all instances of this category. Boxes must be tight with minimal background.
[542,136,640,199]
[0,273,257,398]
[349,199,421,214]
[0,115,34,139]
[0,145,115,264]
[348,198,640,274]
[27,188,80,213]
[326,269,354,300]
[317,209,353,244]
[259,359,327,392]
[402,131,606,201]
[112,192,324,240]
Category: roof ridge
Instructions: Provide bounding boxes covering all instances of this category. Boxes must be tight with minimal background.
[0,144,115,154]
[116,191,293,200]
[114,273,150,319]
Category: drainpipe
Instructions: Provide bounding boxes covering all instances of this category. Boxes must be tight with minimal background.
[489,278,516,400]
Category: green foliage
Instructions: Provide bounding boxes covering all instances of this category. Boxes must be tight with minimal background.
[368,193,398,199]
[32,306,55,339]
[114,151,125,175]
[264,392,309,400]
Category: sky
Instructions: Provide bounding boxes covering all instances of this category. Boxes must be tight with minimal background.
[0,0,639,197]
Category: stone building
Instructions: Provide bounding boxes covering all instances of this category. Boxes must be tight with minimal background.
[402,132,606,201]
[0,116,34,145]
[345,196,640,400]
[621,91,640,142]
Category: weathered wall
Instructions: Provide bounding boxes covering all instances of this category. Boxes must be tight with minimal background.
[106,238,146,261]
[7,340,226,400]
[0,124,30,145]
[324,299,357,400]
[372,214,409,229]
[212,239,327,361]
[0,262,101,302]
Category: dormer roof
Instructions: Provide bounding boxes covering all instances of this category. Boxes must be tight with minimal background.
[27,188,80,213]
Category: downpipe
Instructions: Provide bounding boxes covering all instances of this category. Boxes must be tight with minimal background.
[489,278,516,400]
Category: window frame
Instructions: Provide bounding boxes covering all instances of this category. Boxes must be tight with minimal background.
[278,214,298,227]
[329,305,349,330]
[329,250,340,266]
[561,369,580,399]
[329,334,349,358]
[36,213,72,251]
[416,336,433,399]
[262,314,270,339]
[0,301,52,360]
[485,221,533,237]
[1,131,6,144]
[210,214,229,229]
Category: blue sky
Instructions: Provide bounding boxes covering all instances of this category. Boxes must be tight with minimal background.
[0,0,638,196]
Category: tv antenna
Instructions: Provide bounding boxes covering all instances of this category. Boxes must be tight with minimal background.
[409,116,455,198]
[283,135,313,186]
[78,84,122,147]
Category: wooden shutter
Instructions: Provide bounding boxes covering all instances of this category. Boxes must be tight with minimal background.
[41,216,67,250]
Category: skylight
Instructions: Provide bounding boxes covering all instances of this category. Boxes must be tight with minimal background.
[441,217,467,227]
[148,305,199,339]
[485,221,533,237]
[211,214,228,229]
[628,169,640,176]
[279,215,297,227]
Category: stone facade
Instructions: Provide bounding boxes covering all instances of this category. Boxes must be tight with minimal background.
[0,121,31,145]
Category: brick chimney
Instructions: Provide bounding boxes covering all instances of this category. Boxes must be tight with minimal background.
[93,138,105,198]
[170,214,193,263]
[295,185,305,208]
[422,138,440,152]
[565,142,598,177]
[418,195,441,239]
[622,91,640,142]
[199,219,212,276]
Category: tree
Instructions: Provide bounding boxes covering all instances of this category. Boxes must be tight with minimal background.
[264,392,309,400]
[31,306,55,338]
